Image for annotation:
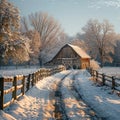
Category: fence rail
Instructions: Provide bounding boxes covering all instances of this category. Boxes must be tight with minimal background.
[87,68,120,91]
[0,65,66,110]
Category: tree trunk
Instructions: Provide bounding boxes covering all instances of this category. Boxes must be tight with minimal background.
[100,55,104,67]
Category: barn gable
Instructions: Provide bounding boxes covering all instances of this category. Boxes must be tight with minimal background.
[68,44,90,59]
[45,44,90,69]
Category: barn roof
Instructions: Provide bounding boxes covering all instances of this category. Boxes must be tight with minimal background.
[67,44,91,58]
[45,44,91,64]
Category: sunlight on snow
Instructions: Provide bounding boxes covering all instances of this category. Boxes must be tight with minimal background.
[106,98,120,104]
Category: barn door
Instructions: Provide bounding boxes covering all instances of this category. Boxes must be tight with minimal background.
[62,58,72,69]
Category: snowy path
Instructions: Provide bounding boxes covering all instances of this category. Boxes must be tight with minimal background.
[74,70,120,120]
[1,70,120,120]
[60,71,100,120]
[3,71,70,120]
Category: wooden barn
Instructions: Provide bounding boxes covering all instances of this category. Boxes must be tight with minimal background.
[45,44,91,69]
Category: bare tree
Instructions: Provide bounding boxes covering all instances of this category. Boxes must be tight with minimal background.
[29,12,63,64]
[41,32,71,63]
[71,38,87,51]
[82,19,117,67]
[20,17,29,33]
[20,17,41,65]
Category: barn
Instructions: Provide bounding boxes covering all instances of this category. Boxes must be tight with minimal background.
[45,44,91,69]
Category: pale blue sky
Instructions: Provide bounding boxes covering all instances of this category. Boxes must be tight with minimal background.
[9,0,120,36]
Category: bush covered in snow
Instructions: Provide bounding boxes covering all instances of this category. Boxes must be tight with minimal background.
[90,59,100,70]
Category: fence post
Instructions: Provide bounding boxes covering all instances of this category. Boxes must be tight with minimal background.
[13,76,17,100]
[22,76,25,95]
[38,70,40,80]
[96,71,98,82]
[40,70,42,80]
[38,70,41,81]
[26,74,31,92]
[32,73,35,87]
[112,76,115,89]
[0,77,4,110]
[92,70,95,80]
[89,68,92,75]
[35,72,37,83]
[102,74,105,85]
[36,71,39,82]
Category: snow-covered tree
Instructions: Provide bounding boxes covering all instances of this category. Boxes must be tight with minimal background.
[22,30,41,65]
[90,59,100,70]
[41,32,70,63]
[71,39,87,51]
[29,12,63,64]
[4,37,31,64]
[0,0,31,65]
[82,19,117,67]
[0,0,20,42]
[21,13,70,64]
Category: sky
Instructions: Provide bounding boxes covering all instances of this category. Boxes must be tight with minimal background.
[9,0,120,36]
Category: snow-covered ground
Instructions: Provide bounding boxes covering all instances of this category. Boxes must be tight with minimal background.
[98,67,120,78]
[0,70,120,120]
[61,71,98,119]
[0,67,39,77]
[74,70,120,120]
[2,71,70,120]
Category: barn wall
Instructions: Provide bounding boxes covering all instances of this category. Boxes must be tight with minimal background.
[48,46,81,69]
[45,45,90,69]
[81,58,90,69]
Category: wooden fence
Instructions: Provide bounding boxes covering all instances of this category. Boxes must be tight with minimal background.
[0,65,66,110]
[87,68,120,91]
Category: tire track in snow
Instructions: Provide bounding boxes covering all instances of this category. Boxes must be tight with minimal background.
[59,70,102,120]
[54,72,71,120]
[74,70,120,120]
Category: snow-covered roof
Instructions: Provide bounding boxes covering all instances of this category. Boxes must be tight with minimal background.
[67,44,91,58]
[45,44,90,64]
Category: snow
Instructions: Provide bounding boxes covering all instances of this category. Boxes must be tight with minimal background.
[68,44,91,58]
[0,110,15,120]
[0,67,39,77]
[90,59,100,69]
[98,67,120,78]
[74,70,120,120]
[0,69,120,120]
[3,71,70,120]
[61,71,93,119]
